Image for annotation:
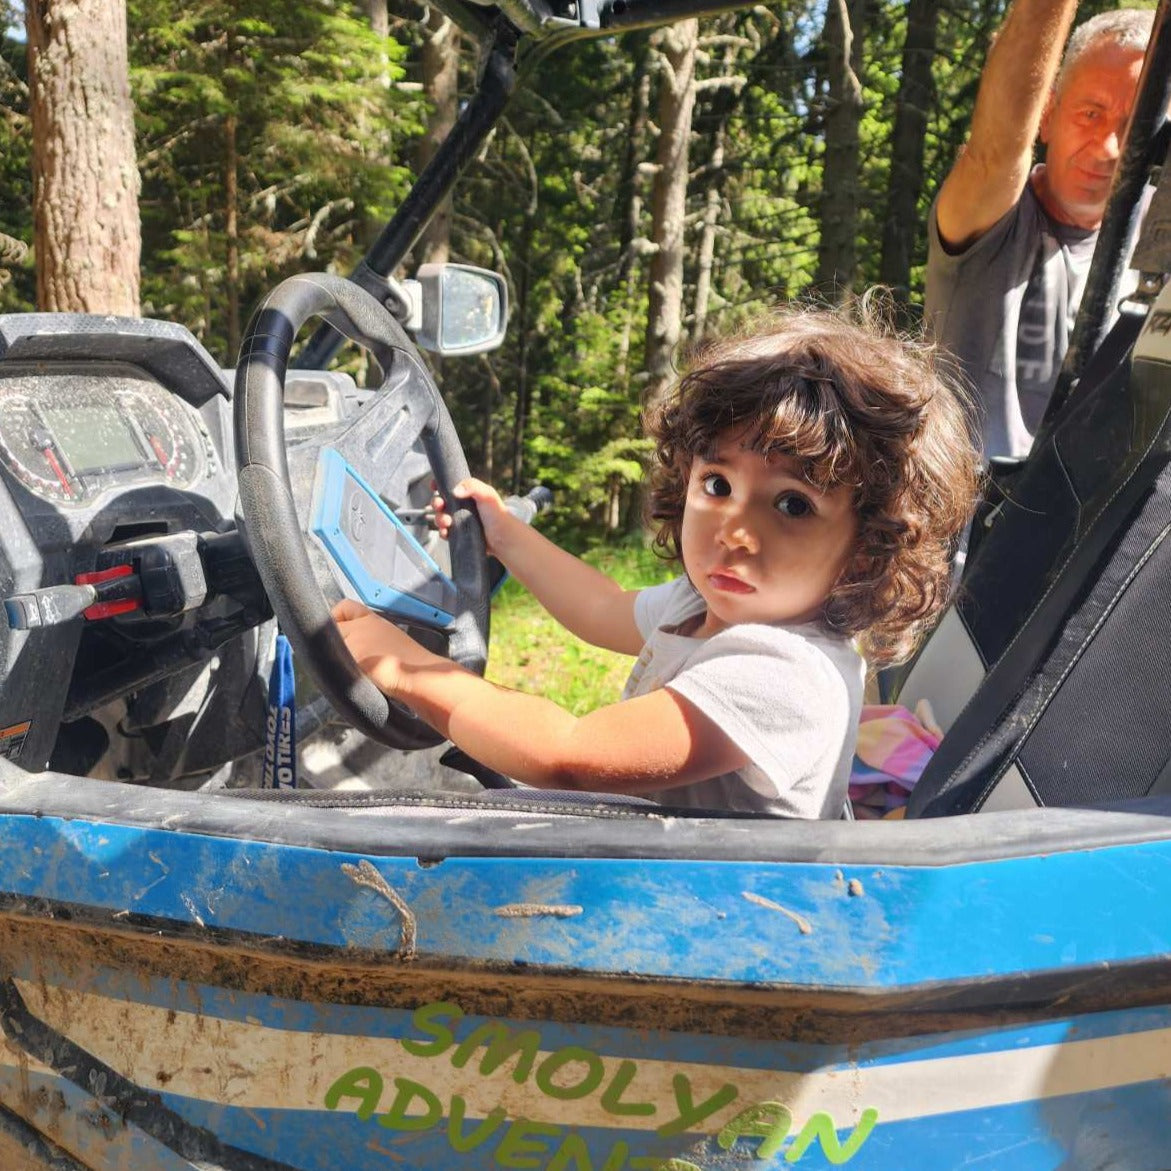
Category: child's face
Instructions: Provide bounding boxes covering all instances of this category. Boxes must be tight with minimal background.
[680,433,858,636]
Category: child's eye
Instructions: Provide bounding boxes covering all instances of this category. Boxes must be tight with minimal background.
[775,491,813,518]
[701,473,732,497]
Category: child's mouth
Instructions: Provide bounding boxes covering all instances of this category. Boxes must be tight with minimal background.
[708,572,754,594]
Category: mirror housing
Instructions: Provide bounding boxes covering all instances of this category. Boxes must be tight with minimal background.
[402,264,508,356]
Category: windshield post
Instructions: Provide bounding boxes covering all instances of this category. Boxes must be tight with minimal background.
[298,26,520,371]
[1042,0,1171,427]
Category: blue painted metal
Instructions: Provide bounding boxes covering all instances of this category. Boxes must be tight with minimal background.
[139,1081,1171,1171]
[1,814,1170,987]
[0,812,1169,1168]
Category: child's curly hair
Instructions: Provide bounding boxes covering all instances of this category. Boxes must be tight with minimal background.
[643,295,981,664]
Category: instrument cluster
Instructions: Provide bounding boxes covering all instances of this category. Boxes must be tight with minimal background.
[0,372,213,506]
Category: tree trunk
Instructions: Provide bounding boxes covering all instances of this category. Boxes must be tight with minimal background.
[693,118,727,340]
[417,9,459,265]
[368,0,390,110]
[644,18,698,405]
[224,110,240,361]
[510,209,535,493]
[607,476,622,531]
[616,35,651,288]
[879,0,941,304]
[615,40,652,390]
[815,0,867,298]
[25,0,140,314]
[478,353,499,481]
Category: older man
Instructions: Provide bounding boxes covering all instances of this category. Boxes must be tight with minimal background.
[925,1,1153,457]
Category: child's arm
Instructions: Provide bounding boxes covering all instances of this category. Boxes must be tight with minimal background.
[334,600,747,792]
[440,478,643,656]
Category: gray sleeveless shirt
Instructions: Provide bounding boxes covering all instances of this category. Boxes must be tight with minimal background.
[925,176,1098,458]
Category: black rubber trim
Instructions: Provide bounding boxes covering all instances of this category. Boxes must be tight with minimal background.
[3,764,1171,866]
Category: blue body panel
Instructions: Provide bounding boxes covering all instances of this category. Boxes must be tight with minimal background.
[1,814,1169,985]
[0,813,1168,1170]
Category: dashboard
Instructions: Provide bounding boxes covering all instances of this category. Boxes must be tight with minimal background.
[0,311,440,782]
[0,313,363,780]
[0,372,216,506]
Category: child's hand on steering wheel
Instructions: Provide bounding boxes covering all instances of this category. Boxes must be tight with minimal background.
[433,477,510,555]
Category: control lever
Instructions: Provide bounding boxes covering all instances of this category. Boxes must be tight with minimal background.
[3,530,270,632]
[5,583,104,629]
[4,566,142,630]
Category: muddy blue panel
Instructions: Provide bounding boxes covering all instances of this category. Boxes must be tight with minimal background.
[3,817,1171,1170]
[2,1021,1169,1171]
[1,815,1171,986]
[156,1085,1171,1171]
[9,948,1171,1070]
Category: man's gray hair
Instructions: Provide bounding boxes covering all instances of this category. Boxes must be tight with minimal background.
[1058,8,1153,90]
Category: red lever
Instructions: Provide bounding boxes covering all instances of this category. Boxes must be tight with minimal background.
[75,564,140,620]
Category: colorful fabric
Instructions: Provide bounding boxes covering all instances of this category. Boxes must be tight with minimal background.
[848,701,941,819]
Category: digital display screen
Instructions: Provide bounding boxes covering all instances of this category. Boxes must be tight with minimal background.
[42,405,144,474]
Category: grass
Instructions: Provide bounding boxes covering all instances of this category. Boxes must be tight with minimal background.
[485,540,676,714]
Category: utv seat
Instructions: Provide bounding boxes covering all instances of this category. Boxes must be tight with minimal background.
[900,300,1171,817]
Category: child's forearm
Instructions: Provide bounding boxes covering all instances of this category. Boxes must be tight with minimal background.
[340,607,744,793]
[396,653,594,789]
[490,513,641,654]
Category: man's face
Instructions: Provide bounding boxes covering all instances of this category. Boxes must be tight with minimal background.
[1037,40,1145,229]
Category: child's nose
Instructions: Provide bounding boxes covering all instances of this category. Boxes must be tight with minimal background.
[718,511,760,553]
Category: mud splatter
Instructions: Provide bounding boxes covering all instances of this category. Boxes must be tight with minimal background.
[495,904,583,919]
[741,891,813,935]
[342,860,417,960]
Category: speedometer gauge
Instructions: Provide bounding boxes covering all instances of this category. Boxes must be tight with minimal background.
[0,374,209,506]
[0,392,85,503]
[121,388,202,484]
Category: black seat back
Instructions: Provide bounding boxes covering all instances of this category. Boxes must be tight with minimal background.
[906,304,1171,816]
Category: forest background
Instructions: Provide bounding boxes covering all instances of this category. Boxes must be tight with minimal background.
[0,0,1133,541]
[0,0,1139,704]
[0,0,1132,540]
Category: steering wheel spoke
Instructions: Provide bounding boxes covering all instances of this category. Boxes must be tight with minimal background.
[328,359,436,474]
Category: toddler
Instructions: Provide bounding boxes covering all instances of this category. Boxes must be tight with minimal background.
[335,298,980,818]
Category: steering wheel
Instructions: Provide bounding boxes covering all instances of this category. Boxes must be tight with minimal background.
[233,272,490,750]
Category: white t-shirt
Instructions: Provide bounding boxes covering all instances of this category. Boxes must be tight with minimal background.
[624,577,864,819]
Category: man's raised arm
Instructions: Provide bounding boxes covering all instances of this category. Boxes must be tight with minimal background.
[936,0,1079,252]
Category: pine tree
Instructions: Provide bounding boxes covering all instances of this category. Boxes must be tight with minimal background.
[129,0,424,361]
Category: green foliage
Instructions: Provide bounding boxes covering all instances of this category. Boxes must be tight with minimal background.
[1,0,1024,538]
[129,0,424,360]
[0,8,32,312]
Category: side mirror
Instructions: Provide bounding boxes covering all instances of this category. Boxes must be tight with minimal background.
[402,264,508,356]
